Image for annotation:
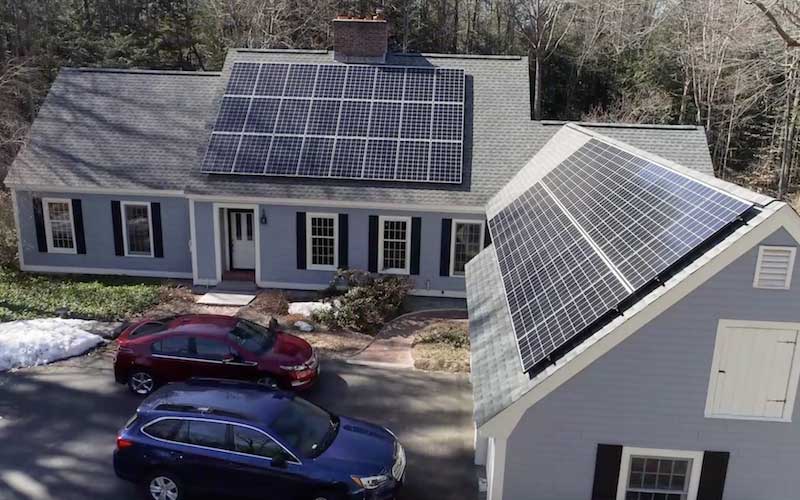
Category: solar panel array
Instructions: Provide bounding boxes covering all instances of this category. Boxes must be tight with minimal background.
[489,138,754,373]
[201,62,466,183]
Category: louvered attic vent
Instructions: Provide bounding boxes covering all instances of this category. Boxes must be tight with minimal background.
[753,246,796,290]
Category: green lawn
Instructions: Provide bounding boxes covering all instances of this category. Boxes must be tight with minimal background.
[0,267,163,322]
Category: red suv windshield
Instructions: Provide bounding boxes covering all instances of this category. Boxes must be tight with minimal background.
[228,320,276,355]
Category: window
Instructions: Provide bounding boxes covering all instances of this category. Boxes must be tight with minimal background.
[193,338,235,361]
[122,202,153,257]
[43,198,76,254]
[306,213,338,270]
[144,418,188,442]
[186,420,229,449]
[151,336,191,357]
[378,216,411,274]
[270,398,336,459]
[450,220,484,276]
[229,320,276,354]
[616,448,703,500]
[706,319,800,422]
[231,425,288,460]
[753,246,796,289]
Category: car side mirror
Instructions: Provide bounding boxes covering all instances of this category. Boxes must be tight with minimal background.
[271,455,287,469]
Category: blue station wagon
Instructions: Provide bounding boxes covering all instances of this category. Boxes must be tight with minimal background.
[114,379,405,500]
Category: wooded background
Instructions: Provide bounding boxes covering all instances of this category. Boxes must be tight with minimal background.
[1,0,799,200]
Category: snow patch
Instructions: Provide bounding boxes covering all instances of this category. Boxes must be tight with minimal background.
[288,301,332,318]
[0,318,106,371]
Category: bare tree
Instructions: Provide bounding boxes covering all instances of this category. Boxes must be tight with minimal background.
[748,0,800,198]
[511,0,577,119]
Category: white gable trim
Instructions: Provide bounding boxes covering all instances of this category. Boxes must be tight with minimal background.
[479,202,797,438]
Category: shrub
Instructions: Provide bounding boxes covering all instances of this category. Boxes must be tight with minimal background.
[412,321,470,349]
[0,191,18,268]
[313,269,412,334]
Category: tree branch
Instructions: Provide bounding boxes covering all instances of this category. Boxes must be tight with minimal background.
[749,0,800,47]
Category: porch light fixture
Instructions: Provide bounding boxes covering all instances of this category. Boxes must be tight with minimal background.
[260,209,267,225]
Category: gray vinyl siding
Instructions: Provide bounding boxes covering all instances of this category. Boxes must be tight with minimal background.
[502,227,800,500]
[191,201,483,293]
[15,190,192,275]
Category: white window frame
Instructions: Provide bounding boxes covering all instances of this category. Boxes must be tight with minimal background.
[42,197,77,254]
[305,212,338,271]
[705,319,800,422]
[450,219,485,277]
[615,447,704,500]
[378,215,412,275]
[753,245,796,290]
[121,201,154,258]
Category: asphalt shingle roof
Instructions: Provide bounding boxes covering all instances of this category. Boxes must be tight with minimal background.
[4,68,221,191]
[6,49,716,208]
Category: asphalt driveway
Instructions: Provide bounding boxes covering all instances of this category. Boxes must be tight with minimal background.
[0,348,477,500]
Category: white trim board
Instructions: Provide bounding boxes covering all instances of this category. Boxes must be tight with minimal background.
[9,185,487,214]
[187,193,485,214]
[19,264,192,279]
[8,183,184,197]
[478,202,793,439]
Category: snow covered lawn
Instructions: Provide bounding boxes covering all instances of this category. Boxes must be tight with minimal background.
[0,318,106,371]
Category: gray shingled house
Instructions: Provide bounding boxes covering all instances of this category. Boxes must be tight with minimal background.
[5,17,715,301]
[467,123,800,500]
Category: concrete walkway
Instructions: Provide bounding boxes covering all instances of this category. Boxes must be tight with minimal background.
[348,309,467,369]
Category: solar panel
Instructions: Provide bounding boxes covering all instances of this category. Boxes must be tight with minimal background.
[200,62,465,183]
[488,138,754,373]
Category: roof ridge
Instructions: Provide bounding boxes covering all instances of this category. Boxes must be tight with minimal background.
[233,48,329,55]
[62,67,221,77]
[392,52,524,61]
[540,120,699,131]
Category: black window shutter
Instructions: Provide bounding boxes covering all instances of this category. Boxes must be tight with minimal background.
[591,444,623,500]
[697,451,729,500]
[338,214,349,269]
[410,217,422,275]
[368,215,379,273]
[111,201,124,256]
[71,199,86,255]
[296,212,306,269]
[440,218,452,276]
[484,221,492,247]
[151,202,164,258]
[32,197,48,252]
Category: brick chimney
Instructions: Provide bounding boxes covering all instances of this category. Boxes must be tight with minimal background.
[333,13,388,64]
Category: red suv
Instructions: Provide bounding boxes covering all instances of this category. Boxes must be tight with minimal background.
[114,314,318,395]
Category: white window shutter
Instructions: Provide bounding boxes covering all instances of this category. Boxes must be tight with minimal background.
[753,246,796,289]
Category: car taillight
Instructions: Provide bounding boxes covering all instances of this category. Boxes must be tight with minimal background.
[116,436,134,449]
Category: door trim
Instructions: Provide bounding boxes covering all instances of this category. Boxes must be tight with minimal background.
[213,203,260,284]
[227,209,255,271]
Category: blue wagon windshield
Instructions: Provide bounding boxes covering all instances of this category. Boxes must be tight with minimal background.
[270,398,338,459]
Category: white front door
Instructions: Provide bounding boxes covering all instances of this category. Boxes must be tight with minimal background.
[228,210,256,270]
